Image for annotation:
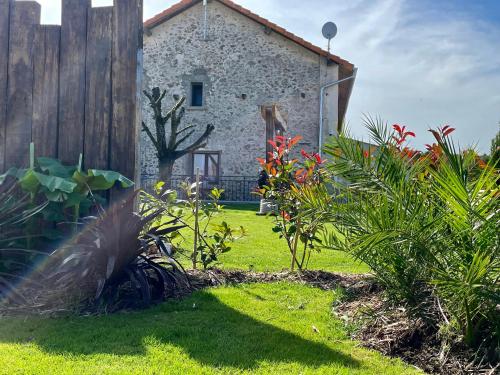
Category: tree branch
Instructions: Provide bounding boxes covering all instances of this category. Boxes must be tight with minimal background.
[142,121,160,152]
[178,124,215,157]
[176,125,195,136]
[163,96,186,125]
[174,129,196,149]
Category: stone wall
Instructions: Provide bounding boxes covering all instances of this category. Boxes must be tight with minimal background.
[142,1,339,179]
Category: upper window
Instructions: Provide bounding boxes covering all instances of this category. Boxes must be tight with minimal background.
[191,82,204,107]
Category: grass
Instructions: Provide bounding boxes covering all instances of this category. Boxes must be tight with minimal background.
[0,282,420,374]
[0,204,409,374]
[174,203,369,274]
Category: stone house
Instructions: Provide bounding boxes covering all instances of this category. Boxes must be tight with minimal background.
[142,0,356,200]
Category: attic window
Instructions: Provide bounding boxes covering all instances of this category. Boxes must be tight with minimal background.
[191,82,204,107]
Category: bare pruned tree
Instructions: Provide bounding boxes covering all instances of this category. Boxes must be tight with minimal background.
[142,87,215,183]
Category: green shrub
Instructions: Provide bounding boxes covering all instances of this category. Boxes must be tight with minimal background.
[257,136,328,271]
[142,181,245,270]
[306,118,499,351]
[0,148,133,247]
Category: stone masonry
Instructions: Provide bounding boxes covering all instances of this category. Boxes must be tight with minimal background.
[142,0,341,181]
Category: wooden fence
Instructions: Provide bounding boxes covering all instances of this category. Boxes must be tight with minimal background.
[0,0,143,183]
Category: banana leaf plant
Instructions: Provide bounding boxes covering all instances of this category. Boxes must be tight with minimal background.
[0,145,134,240]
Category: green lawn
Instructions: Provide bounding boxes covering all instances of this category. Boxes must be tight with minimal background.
[0,283,420,374]
[0,205,412,374]
[175,203,369,274]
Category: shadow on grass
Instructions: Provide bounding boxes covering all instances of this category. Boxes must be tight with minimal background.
[0,290,359,371]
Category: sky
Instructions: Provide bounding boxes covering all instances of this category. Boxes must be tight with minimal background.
[37,0,500,153]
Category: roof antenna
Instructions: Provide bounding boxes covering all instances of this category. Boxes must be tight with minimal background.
[322,22,337,53]
[203,0,208,40]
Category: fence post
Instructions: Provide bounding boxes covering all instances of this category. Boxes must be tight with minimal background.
[0,0,11,173]
[58,0,90,165]
[5,1,40,168]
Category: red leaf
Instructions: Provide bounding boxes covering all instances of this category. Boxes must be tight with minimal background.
[406,131,416,138]
[443,127,455,136]
[256,157,266,166]
[275,135,286,143]
[301,149,311,159]
[268,140,277,149]
[289,135,302,147]
[429,129,441,142]
[363,150,369,158]
[314,153,323,164]
[392,124,402,133]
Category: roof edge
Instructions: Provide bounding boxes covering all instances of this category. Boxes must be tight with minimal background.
[144,0,354,70]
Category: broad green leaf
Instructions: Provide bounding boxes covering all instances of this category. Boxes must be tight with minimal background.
[64,191,88,208]
[44,189,69,202]
[37,157,75,178]
[34,172,77,193]
[87,169,134,190]
[19,170,40,193]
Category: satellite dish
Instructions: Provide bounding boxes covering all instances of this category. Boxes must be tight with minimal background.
[322,22,337,53]
[322,22,337,39]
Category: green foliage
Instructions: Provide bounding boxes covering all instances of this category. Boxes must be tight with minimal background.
[178,183,245,270]
[0,153,134,244]
[145,182,245,270]
[257,136,328,271]
[311,118,499,351]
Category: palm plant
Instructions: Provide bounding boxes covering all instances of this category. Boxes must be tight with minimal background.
[309,117,499,350]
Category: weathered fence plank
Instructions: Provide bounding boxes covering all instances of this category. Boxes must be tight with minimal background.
[0,0,11,172]
[5,1,40,168]
[1,0,142,192]
[84,7,113,170]
[32,25,61,159]
[111,0,143,181]
[58,0,90,165]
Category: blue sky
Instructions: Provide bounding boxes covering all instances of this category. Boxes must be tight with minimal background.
[38,0,500,153]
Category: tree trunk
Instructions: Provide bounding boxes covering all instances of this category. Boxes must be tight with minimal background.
[159,158,175,187]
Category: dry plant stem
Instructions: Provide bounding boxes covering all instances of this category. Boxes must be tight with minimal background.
[291,219,301,271]
[192,169,200,269]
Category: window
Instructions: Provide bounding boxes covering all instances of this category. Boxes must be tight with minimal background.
[190,82,204,107]
[191,152,220,183]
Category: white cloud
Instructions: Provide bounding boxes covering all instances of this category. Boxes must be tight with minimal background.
[37,0,499,152]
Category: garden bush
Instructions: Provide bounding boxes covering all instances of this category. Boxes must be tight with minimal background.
[143,181,245,270]
[257,136,329,271]
[298,118,498,355]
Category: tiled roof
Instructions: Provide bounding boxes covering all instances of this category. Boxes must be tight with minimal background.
[144,0,354,70]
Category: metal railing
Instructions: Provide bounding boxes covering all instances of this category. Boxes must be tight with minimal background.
[141,174,261,202]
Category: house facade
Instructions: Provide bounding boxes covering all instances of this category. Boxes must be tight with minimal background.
[142,0,355,200]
